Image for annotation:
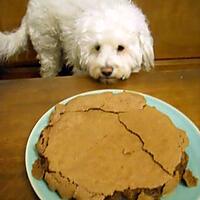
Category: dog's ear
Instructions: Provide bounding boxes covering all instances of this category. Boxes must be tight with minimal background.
[139,30,154,71]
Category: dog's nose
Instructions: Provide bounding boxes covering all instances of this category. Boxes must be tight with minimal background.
[101,67,113,77]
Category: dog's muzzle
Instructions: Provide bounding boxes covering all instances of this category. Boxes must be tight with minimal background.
[101,67,113,77]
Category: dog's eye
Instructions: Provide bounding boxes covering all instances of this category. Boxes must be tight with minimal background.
[117,45,125,52]
[95,45,101,52]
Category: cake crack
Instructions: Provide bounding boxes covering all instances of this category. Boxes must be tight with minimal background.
[117,115,172,176]
[73,108,173,176]
[75,107,126,114]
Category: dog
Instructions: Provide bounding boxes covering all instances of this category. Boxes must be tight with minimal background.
[0,0,154,82]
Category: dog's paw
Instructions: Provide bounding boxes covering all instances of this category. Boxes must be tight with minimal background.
[40,70,58,78]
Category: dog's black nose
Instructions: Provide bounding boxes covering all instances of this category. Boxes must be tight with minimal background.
[101,67,113,77]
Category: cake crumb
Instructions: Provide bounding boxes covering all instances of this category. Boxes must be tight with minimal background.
[183,169,198,187]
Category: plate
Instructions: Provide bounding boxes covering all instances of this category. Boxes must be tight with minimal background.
[25,89,200,200]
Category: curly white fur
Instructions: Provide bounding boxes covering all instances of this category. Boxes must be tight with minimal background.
[0,0,154,81]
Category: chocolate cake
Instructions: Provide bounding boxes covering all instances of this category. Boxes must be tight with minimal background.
[32,92,198,200]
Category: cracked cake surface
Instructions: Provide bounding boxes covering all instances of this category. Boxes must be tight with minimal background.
[32,92,197,200]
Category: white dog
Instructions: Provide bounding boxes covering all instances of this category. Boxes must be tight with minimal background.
[0,0,154,82]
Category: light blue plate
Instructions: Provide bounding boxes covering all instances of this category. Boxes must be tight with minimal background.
[25,89,200,200]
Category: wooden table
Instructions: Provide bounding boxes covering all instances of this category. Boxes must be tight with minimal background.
[0,68,200,199]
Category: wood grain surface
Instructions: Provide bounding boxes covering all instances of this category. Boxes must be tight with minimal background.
[0,69,200,199]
